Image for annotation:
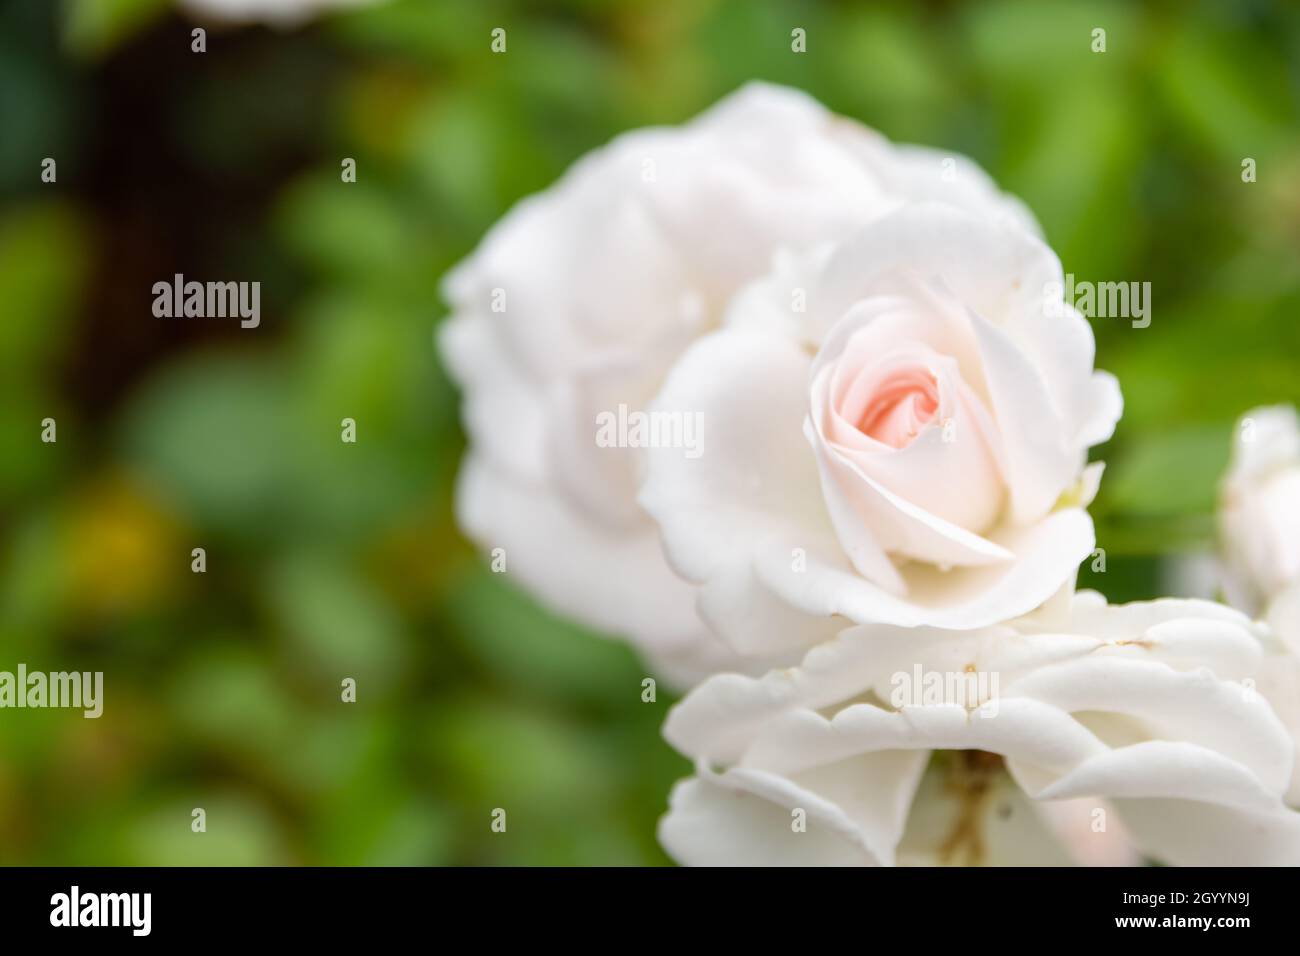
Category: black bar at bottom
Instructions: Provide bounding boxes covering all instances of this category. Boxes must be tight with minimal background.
[0,866,1281,941]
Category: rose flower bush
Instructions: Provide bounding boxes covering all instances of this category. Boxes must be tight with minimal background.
[441,83,1300,866]
[440,83,1042,682]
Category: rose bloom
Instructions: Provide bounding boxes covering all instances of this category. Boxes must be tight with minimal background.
[441,83,1038,682]
[1220,405,1300,617]
[639,202,1121,660]
[1219,405,1300,797]
[659,592,1300,866]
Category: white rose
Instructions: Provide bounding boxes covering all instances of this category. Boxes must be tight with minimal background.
[639,203,1122,658]
[1219,405,1300,616]
[440,83,1039,683]
[659,592,1300,866]
[1218,406,1300,803]
[179,0,383,26]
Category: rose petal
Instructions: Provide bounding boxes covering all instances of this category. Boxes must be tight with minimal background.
[457,454,718,681]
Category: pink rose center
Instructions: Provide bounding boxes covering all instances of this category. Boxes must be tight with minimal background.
[854,367,940,449]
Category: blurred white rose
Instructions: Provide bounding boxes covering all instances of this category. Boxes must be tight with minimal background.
[179,0,383,27]
[1218,406,1300,803]
[1220,405,1300,615]
[659,592,1300,866]
[440,83,1039,683]
[639,203,1121,660]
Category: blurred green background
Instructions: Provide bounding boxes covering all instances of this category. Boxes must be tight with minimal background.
[0,0,1297,865]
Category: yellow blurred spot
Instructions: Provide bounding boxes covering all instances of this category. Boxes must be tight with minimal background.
[62,474,181,618]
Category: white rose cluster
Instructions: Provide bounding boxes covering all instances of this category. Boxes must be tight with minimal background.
[441,84,1300,864]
